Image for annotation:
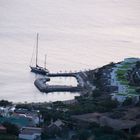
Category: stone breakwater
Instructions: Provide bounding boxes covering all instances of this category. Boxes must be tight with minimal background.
[34,72,83,93]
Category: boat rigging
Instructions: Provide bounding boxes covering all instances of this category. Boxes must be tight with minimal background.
[30,33,49,75]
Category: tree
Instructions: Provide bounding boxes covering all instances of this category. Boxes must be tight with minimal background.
[131,124,140,135]
[123,97,132,106]
[0,100,12,107]
[136,61,140,68]
[92,89,102,98]
[89,122,99,129]
[2,122,19,136]
[77,129,91,140]
[15,104,32,110]
[95,134,119,140]
[99,99,118,110]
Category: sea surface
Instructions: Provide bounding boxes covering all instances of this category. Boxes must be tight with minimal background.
[0,0,140,102]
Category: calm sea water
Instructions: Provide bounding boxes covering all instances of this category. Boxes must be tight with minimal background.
[0,0,140,102]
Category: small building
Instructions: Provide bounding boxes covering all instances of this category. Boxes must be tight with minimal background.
[47,119,65,135]
[19,127,42,140]
[111,93,140,103]
[62,99,77,105]
[111,93,127,103]
[0,107,11,117]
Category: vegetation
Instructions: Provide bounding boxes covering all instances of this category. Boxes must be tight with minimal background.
[67,97,118,115]
[1,60,140,140]
[0,134,18,140]
[122,97,132,106]
[136,61,140,68]
[132,124,140,135]
[116,62,133,83]
[2,122,19,136]
[120,62,132,69]
[76,129,91,140]
[109,111,125,119]
[116,69,126,80]
[92,89,102,98]
[115,61,140,97]
[0,100,12,107]
[15,103,33,110]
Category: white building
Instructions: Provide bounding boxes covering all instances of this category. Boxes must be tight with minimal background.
[111,93,128,103]
[111,93,140,103]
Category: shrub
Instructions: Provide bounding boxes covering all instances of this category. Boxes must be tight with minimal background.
[2,122,19,136]
[92,89,102,98]
[123,97,132,106]
[0,100,12,107]
[99,99,118,110]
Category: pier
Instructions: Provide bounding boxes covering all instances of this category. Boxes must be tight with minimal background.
[48,72,76,77]
[34,77,81,93]
[34,70,94,94]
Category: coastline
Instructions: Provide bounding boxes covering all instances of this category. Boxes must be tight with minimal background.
[34,71,96,96]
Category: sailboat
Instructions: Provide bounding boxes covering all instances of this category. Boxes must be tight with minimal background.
[30,33,49,75]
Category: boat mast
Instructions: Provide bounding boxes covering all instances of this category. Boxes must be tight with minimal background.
[44,54,47,69]
[36,33,39,67]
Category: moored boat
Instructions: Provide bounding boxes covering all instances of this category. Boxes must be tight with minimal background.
[30,33,49,75]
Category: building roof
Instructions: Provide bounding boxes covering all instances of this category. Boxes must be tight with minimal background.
[49,119,64,128]
[20,127,42,135]
[0,116,34,128]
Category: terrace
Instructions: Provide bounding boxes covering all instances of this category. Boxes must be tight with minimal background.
[110,58,140,102]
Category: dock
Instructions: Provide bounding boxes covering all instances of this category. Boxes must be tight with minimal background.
[34,70,94,94]
[34,77,81,93]
[48,72,76,77]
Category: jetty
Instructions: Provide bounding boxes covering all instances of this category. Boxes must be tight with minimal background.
[48,72,76,77]
[34,77,81,93]
[34,70,95,93]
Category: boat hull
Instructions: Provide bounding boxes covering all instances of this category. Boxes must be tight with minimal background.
[30,66,49,75]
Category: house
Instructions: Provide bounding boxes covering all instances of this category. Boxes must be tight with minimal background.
[19,127,42,140]
[47,119,65,134]
[0,107,11,117]
[14,108,41,125]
